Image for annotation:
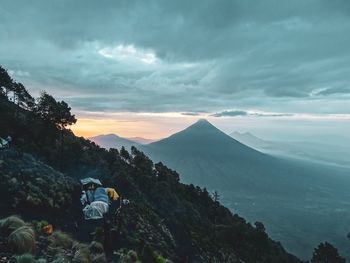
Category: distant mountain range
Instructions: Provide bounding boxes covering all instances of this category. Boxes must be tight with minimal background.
[89,134,154,150]
[230,131,350,168]
[89,134,139,150]
[126,136,155,144]
[90,119,350,259]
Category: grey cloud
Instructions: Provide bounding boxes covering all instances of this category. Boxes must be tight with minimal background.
[181,112,202,116]
[0,0,350,115]
[212,110,248,117]
[212,110,293,117]
[316,87,350,96]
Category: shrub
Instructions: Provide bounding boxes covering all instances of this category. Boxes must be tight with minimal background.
[49,231,73,249]
[0,215,25,236]
[89,241,104,254]
[91,254,107,263]
[15,253,36,263]
[119,250,140,263]
[72,245,91,263]
[8,226,36,255]
[51,257,66,263]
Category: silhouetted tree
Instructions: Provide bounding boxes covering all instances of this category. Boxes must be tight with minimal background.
[311,242,345,263]
[13,82,35,110]
[254,221,266,232]
[120,146,131,162]
[0,66,13,97]
[36,92,76,168]
[36,92,76,129]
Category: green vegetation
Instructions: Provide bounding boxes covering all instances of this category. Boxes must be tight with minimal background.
[49,231,74,250]
[0,215,25,236]
[15,254,37,263]
[311,242,345,263]
[8,226,36,255]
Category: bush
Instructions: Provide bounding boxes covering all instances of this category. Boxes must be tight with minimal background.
[49,231,73,249]
[8,226,36,255]
[89,241,104,254]
[51,258,66,263]
[91,254,107,263]
[0,215,25,236]
[72,245,91,263]
[15,253,36,263]
[119,250,140,263]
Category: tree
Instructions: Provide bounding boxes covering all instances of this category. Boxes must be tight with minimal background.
[311,242,345,263]
[36,92,77,169]
[12,82,35,110]
[212,190,220,255]
[254,221,265,232]
[212,190,220,203]
[36,92,76,129]
[0,66,13,97]
[120,146,131,162]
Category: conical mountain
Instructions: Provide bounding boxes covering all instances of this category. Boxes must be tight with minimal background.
[142,119,302,194]
[147,118,265,161]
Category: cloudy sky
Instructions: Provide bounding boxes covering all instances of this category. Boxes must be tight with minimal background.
[1,0,349,140]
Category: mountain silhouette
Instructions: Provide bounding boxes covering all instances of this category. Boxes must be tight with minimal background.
[89,134,139,150]
[142,119,303,194]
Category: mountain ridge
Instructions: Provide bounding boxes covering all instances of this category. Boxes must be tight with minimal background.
[89,133,139,150]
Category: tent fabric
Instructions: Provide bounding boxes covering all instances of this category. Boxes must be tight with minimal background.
[83,201,109,220]
[0,138,8,148]
[80,177,102,186]
[107,188,119,201]
[93,187,109,203]
[80,190,96,206]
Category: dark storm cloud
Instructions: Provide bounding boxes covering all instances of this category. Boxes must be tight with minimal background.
[1,0,350,114]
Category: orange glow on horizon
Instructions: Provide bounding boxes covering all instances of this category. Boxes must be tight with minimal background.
[70,115,200,140]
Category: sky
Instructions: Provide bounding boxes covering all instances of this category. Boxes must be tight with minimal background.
[0,0,350,141]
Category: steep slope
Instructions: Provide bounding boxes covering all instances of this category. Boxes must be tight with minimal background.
[89,134,139,150]
[0,148,302,263]
[0,150,82,227]
[142,119,350,260]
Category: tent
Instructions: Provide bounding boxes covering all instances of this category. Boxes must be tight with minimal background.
[80,177,102,186]
[0,138,8,148]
